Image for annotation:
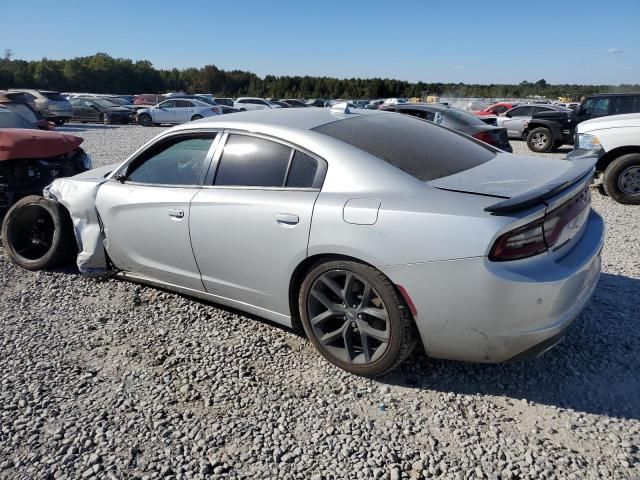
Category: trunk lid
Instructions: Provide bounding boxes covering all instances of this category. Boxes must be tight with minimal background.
[429,153,596,213]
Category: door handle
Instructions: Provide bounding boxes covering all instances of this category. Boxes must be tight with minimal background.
[275,213,299,226]
[168,208,184,219]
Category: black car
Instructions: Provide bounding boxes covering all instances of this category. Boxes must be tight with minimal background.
[280,99,308,108]
[70,98,133,124]
[381,104,513,152]
[524,92,640,153]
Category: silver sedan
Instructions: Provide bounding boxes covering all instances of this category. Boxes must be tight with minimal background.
[1,106,604,376]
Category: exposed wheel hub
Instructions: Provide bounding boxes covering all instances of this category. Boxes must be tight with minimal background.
[619,166,640,195]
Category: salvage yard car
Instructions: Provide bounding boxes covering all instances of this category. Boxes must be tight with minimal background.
[70,97,134,125]
[0,127,90,219]
[568,112,640,204]
[137,99,221,126]
[1,106,603,376]
[9,89,73,126]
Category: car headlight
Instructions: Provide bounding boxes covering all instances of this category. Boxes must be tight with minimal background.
[83,153,93,169]
[577,133,602,152]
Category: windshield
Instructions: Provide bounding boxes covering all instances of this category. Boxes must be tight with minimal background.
[312,113,495,181]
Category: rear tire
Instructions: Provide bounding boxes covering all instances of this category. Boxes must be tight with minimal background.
[1,196,77,271]
[191,114,203,121]
[99,113,112,125]
[603,153,640,204]
[138,114,152,127]
[298,260,417,377]
[527,127,554,153]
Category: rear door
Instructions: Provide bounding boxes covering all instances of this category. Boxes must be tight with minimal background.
[173,100,194,123]
[189,132,325,317]
[95,132,220,290]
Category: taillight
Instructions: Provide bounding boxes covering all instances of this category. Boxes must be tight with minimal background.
[489,185,591,261]
[211,107,221,114]
[472,131,498,146]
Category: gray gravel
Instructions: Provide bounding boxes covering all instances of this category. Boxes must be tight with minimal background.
[0,125,639,479]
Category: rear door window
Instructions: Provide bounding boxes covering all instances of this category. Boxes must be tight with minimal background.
[507,106,533,117]
[313,113,495,181]
[175,100,192,108]
[286,151,319,188]
[214,134,292,187]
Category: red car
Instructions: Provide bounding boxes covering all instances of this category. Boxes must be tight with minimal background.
[474,102,518,117]
[0,128,90,218]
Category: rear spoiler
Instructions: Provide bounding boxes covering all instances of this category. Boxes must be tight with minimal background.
[485,157,596,215]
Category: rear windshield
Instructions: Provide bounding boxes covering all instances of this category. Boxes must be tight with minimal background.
[5,103,38,122]
[42,92,67,101]
[312,113,495,181]
[443,108,486,126]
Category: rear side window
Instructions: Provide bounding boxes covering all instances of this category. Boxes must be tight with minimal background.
[42,92,66,101]
[286,151,318,188]
[175,100,192,108]
[126,135,216,186]
[507,106,533,116]
[614,97,640,114]
[215,135,292,187]
[313,114,495,181]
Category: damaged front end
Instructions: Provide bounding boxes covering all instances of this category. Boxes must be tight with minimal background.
[43,164,117,277]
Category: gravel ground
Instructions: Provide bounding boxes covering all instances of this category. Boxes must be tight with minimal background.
[0,124,639,479]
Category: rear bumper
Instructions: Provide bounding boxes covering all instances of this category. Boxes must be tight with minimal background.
[381,210,604,363]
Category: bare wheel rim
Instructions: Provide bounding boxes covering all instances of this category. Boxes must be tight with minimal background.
[308,270,390,365]
[618,166,640,195]
[531,132,549,149]
[9,205,55,260]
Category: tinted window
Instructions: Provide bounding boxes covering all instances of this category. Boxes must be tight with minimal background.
[127,136,215,185]
[493,106,508,114]
[159,100,176,108]
[0,109,34,129]
[286,151,318,188]
[582,98,610,115]
[443,109,486,125]
[614,97,640,114]
[215,98,234,107]
[533,106,553,114]
[313,114,495,182]
[175,100,192,108]
[507,106,533,116]
[42,92,66,101]
[248,99,266,105]
[215,135,292,187]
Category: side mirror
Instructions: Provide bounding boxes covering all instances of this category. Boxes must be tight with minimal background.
[505,112,512,118]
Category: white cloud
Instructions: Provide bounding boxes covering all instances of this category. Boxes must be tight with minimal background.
[608,48,623,54]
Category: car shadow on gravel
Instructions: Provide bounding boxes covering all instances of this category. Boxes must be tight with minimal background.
[58,124,122,133]
[380,272,640,420]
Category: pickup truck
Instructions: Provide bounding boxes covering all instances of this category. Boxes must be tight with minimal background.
[524,93,640,154]
[567,113,640,204]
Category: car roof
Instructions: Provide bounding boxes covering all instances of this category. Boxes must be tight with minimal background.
[586,92,640,97]
[171,106,387,133]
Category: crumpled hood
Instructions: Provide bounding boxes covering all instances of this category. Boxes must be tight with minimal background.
[0,128,83,161]
[428,153,580,198]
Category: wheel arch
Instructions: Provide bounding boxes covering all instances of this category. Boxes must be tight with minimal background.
[597,145,640,173]
[287,253,414,332]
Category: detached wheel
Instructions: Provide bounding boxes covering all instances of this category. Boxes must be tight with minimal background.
[527,127,554,153]
[138,114,153,127]
[191,114,203,121]
[99,113,112,125]
[299,260,417,377]
[603,153,640,204]
[1,196,77,271]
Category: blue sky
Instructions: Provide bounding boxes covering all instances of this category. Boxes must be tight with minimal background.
[2,0,638,84]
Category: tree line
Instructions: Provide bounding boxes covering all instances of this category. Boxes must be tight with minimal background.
[1,52,638,100]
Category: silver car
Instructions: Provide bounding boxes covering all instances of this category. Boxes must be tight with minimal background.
[497,104,571,139]
[136,99,221,126]
[9,89,73,125]
[1,107,604,376]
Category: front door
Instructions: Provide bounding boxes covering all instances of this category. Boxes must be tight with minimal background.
[189,133,324,317]
[152,100,176,124]
[95,133,219,290]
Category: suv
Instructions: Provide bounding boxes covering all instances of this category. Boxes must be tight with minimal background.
[567,113,640,204]
[524,93,640,153]
[8,89,73,125]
